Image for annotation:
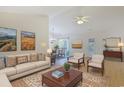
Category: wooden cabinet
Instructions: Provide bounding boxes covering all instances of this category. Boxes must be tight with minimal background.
[103,37,123,62]
[103,50,123,62]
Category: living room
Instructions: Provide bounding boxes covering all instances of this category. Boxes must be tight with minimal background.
[49,6,124,86]
[0,4,124,90]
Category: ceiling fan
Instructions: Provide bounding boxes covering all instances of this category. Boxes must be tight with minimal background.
[75,16,89,24]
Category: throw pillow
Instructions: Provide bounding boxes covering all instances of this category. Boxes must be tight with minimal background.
[17,56,28,64]
[38,53,46,61]
[0,57,5,70]
[30,53,38,62]
[6,56,17,67]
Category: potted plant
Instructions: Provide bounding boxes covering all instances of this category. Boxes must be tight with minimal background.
[64,63,70,72]
[53,45,59,53]
[54,45,59,49]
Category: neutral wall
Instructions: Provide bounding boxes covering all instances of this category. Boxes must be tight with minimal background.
[0,12,49,56]
[50,6,124,57]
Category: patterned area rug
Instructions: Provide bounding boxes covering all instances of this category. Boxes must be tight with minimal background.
[11,66,108,87]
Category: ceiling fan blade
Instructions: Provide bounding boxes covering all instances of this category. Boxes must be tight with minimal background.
[82,18,88,21]
[83,16,90,18]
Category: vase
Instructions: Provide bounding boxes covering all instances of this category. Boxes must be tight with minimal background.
[65,69,70,72]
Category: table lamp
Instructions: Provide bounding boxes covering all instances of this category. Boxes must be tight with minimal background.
[47,48,52,57]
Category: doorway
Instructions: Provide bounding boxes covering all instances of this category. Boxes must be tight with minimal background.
[57,38,70,58]
[49,37,70,65]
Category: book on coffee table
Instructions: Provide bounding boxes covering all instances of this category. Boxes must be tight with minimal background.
[52,70,64,78]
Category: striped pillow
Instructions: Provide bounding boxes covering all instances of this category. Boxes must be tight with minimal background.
[17,56,28,64]
[0,57,5,70]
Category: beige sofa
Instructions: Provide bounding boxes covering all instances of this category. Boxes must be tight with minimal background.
[0,53,51,87]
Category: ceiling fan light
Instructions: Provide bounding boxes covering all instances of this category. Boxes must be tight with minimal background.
[75,16,89,24]
[77,20,84,24]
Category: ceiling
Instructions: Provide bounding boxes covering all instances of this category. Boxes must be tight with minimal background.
[0,6,74,16]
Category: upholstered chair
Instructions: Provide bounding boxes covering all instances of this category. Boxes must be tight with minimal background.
[67,52,85,69]
[87,54,104,75]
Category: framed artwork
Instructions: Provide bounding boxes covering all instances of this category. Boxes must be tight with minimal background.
[72,40,82,49]
[21,31,35,50]
[72,44,82,48]
[0,27,17,52]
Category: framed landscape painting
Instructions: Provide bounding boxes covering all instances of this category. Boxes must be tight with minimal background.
[21,31,35,50]
[0,27,17,52]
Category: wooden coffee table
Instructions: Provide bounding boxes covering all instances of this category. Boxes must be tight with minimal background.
[42,67,83,87]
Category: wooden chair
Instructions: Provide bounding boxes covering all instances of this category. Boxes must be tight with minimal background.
[87,54,104,76]
[67,52,85,69]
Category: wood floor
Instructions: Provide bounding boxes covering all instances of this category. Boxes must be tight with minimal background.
[104,60,124,86]
[54,57,124,87]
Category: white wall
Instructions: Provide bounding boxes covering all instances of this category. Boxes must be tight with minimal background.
[0,12,49,56]
[50,6,124,56]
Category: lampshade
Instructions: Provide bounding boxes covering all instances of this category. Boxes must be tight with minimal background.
[47,48,52,54]
[118,42,124,47]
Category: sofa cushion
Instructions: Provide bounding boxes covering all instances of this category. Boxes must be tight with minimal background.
[15,63,36,74]
[92,55,104,63]
[45,56,50,63]
[0,67,16,76]
[38,53,46,61]
[30,53,38,62]
[73,52,84,59]
[68,57,83,63]
[6,56,16,67]
[0,57,5,70]
[34,61,49,68]
[88,62,102,68]
[17,56,28,64]
[0,74,12,87]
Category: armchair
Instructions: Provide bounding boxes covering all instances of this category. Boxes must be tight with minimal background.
[67,52,85,69]
[87,55,104,75]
